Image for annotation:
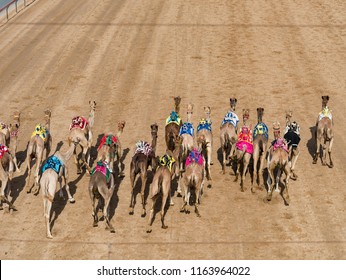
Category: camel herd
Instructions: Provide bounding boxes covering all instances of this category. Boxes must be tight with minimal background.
[0,95,334,238]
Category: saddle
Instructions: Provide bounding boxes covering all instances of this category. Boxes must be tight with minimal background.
[98,134,118,151]
[197,118,212,132]
[318,107,332,121]
[69,116,88,130]
[159,154,175,172]
[134,140,153,157]
[166,111,181,126]
[221,111,239,128]
[32,124,49,141]
[91,161,112,182]
[272,137,289,152]
[185,148,204,167]
[179,122,194,137]
[41,155,64,174]
[253,122,269,139]
[236,126,253,154]
[0,144,9,159]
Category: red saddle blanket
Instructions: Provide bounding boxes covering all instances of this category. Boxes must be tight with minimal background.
[69,116,88,130]
[0,144,9,159]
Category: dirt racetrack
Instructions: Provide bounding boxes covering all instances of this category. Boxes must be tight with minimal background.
[0,0,346,260]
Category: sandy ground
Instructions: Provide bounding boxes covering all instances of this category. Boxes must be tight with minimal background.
[0,0,345,260]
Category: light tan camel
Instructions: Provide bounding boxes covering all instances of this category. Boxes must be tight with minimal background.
[313,96,334,167]
[24,109,52,195]
[68,100,96,174]
[40,139,79,238]
[180,136,208,218]
[165,96,182,152]
[0,144,16,211]
[232,109,254,192]
[266,122,290,206]
[196,106,213,186]
[129,123,158,216]
[283,110,301,180]
[176,103,194,194]
[146,146,181,233]
[220,98,239,174]
[88,160,116,233]
[96,120,126,177]
[252,107,269,188]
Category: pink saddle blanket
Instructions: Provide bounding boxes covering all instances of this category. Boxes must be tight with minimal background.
[236,141,253,154]
[273,138,289,152]
[185,148,204,167]
[0,144,9,159]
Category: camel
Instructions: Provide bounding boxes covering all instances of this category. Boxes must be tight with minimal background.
[232,109,254,192]
[146,146,181,233]
[24,109,52,195]
[8,111,21,172]
[40,138,79,238]
[96,120,126,177]
[129,123,158,216]
[165,96,182,152]
[220,98,239,174]
[252,107,269,188]
[196,106,213,185]
[0,144,16,211]
[180,136,208,218]
[283,111,301,180]
[68,100,96,174]
[176,103,194,194]
[0,111,21,172]
[313,96,334,167]
[266,122,290,205]
[88,160,116,233]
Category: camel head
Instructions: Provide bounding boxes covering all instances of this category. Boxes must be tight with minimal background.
[230,98,237,112]
[13,111,21,123]
[117,121,126,133]
[272,121,281,139]
[256,107,264,122]
[10,111,21,132]
[242,108,250,123]
[150,123,158,138]
[285,110,293,125]
[204,106,211,119]
[321,95,329,109]
[44,109,51,120]
[187,103,194,114]
[89,100,97,111]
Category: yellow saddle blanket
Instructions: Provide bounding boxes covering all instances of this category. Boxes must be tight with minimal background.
[32,124,49,141]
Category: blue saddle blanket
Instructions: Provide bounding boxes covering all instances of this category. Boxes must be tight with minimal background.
[221,111,239,128]
[253,122,269,139]
[42,156,64,174]
[197,119,212,132]
[179,122,194,137]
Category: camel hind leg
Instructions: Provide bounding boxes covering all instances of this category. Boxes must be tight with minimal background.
[327,137,334,168]
[281,165,290,206]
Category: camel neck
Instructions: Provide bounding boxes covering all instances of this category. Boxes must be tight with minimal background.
[151,135,157,152]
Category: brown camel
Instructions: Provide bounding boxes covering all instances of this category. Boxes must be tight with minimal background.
[196,106,213,185]
[180,136,208,218]
[252,107,269,188]
[88,160,116,233]
[283,110,301,180]
[24,109,52,195]
[40,138,79,238]
[165,96,182,152]
[220,98,239,174]
[232,109,254,192]
[68,100,96,174]
[96,120,126,177]
[8,111,21,172]
[313,96,334,167]
[146,146,181,233]
[0,144,16,211]
[129,123,158,216]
